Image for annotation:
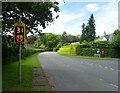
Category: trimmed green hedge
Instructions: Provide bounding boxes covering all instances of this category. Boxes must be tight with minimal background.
[58,41,120,58]
[2,47,44,64]
[76,47,94,56]
[76,46,120,58]
[58,46,76,55]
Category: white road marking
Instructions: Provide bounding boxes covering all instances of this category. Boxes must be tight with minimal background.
[110,84,118,88]
[104,66,108,69]
[110,68,114,71]
[99,78,103,81]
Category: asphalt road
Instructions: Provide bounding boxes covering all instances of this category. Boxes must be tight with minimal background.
[38,52,119,91]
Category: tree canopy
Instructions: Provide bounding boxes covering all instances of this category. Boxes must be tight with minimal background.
[112,29,120,48]
[2,1,60,35]
[61,31,79,43]
[80,14,96,42]
[34,33,60,51]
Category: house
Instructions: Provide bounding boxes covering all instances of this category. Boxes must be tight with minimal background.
[71,42,80,45]
[105,34,114,41]
[95,32,114,42]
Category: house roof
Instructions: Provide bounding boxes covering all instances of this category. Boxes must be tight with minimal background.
[95,36,107,42]
[95,33,114,42]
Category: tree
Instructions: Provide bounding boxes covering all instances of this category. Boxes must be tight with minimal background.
[2,2,60,35]
[80,14,96,42]
[112,29,120,58]
[87,14,96,42]
[112,29,120,48]
[34,33,60,51]
[80,23,86,42]
[61,31,67,43]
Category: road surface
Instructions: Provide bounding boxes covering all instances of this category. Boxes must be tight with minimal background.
[38,52,119,91]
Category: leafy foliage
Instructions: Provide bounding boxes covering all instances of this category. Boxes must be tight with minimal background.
[2,46,42,64]
[76,48,94,56]
[61,31,79,43]
[58,45,76,55]
[2,2,59,35]
[34,33,60,51]
[2,2,60,64]
[75,40,120,58]
[53,42,62,52]
[112,29,120,48]
[80,14,96,42]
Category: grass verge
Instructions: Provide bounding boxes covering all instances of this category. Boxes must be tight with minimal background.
[3,53,40,91]
[58,53,119,61]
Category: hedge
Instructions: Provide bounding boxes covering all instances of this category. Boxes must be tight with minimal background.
[58,46,76,55]
[76,47,120,58]
[76,47,94,56]
[2,47,44,64]
[75,41,120,58]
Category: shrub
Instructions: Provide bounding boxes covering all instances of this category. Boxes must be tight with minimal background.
[53,42,63,52]
[58,46,76,55]
[2,46,43,64]
[76,47,94,56]
[39,44,46,49]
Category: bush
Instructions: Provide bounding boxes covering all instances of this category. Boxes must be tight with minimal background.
[75,40,120,58]
[2,46,43,64]
[22,48,36,58]
[53,42,63,52]
[58,46,76,55]
[2,47,19,64]
[58,40,120,58]
[103,48,120,58]
[39,44,46,49]
[76,47,94,56]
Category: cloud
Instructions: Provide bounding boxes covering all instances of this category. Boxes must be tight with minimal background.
[86,3,99,12]
[42,12,84,35]
[41,1,118,36]
[95,1,118,36]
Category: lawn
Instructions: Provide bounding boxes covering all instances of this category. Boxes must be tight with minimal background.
[2,53,40,91]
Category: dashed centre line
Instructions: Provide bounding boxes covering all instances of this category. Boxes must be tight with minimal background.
[99,78,103,81]
[110,84,118,88]
[79,62,117,72]
[110,68,114,71]
[104,66,108,69]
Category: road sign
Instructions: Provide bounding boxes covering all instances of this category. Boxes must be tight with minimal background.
[14,23,26,43]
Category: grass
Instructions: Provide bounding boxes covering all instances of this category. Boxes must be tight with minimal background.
[58,53,119,61]
[3,53,40,91]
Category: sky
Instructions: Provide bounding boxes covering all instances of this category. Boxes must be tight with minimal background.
[39,0,118,36]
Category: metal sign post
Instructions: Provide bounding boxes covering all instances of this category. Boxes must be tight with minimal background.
[19,43,21,83]
[14,17,26,84]
[19,17,21,84]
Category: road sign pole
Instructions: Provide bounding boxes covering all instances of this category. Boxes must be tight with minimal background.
[14,17,26,84]
[19,17,21,84]
[19,43,21,83]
